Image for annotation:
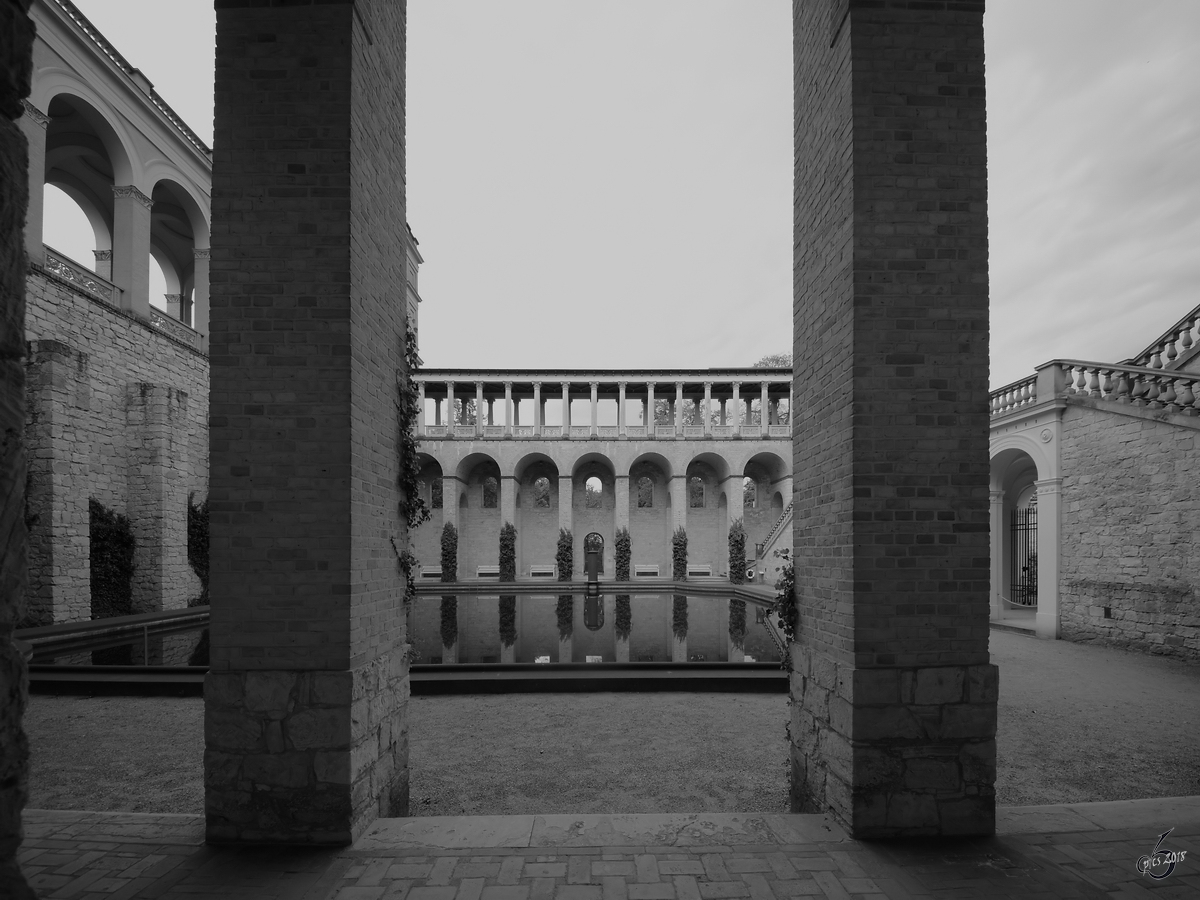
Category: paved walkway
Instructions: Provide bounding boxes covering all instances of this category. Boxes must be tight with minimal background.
[18,797,1200,900]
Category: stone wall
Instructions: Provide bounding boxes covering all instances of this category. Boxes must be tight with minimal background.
[1058,403,1200,659]
[22,271,208,625]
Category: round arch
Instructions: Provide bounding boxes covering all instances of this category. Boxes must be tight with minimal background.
[35,81,138,186]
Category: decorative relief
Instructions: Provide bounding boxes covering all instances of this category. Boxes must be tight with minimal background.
[1040,428,1053,443]
[21,99,50,128]
[149,310,201,349]
[93,249,113,261]
[193,248,211,260]
[112,185,154,209]
[43,249,118,305]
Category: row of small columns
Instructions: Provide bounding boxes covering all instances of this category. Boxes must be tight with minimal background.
[417,380,790,435]
[19,100,210,350]
[435,470,792,544]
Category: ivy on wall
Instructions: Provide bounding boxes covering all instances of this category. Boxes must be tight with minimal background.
[671,526,688,581]
[89,498,135,620]
[499,521,516,648]
[395,327,431,607]
[440,522,458,649]
[773,549,797,671]
[556,528,573,639]
[728,518,747,650]
[614,526,631,641]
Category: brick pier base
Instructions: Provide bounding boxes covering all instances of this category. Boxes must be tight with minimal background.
[790,0,996,837]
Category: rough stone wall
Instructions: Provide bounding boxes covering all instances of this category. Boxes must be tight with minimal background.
[205,0,409,844]
[1,0,36,894]
[22,274,208,624]
[1058,403,1200,659]
[791,0,995,837]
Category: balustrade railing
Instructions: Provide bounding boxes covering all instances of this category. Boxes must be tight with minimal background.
[990,375,1037,416]
[42,247,119,306]
[149,309,201,350]
[1052,360,1200,415]
[1129,302,1200,370]
[418,421,795,439]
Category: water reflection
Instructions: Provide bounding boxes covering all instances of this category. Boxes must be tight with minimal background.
[408,593,783,665]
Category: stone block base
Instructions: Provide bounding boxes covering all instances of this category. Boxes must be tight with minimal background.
[442,641,457,664]
[790,657,998,838]
[559,637,572,663]
[501,643,515,664]
[729,645,745,663]
[672,637,687,663]
[204,644,409,844]
[614,637,629,663]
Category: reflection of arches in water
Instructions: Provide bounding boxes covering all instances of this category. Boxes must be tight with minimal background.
[584,532,605,574]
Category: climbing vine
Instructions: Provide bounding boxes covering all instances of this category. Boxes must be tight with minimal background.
[499,522,516,648]
[440,522,458,649]
[671,526,688,581]
[772,548,797,671]
[556,528,574,639]
[728,519,746,650]
[90,498,135,620]
[614,527,631,641]
[394,326,432,606]
[186,492,209,606]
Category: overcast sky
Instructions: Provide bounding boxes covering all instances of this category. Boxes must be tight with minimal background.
[53,1,1200,388]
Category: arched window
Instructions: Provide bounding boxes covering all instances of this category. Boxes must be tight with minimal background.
[482,476,499,509]
[431,479,443,509]
[743,477,757,509]
[533,476,551,508]
[585,475,603,509]
[688,476,705,508]
[637,476,654,508]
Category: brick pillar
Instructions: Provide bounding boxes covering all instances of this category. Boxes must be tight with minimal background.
[442,476,458,530]
[614,475,630,532]
[127,383,189,617]
[500,475,516,528]
[791,0,995,838]
[24,340,90,624]
[617,382,626,434]
[2,4,37,896]
[206,0,410,844]
[669,475,686,532]
[558,474,573,535]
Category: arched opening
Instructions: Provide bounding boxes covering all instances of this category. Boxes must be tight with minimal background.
[991,447,1042,628]
[688,476,705,508]
[584,531,605,576]
[150,179,206,323]
[532,476,551,508]
[636,476,653,508]
[743,476,756,509]
[585,475,603,509]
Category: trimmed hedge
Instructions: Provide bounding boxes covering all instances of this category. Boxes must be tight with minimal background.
[614,527,631,641]
[728,519,747,650]
[90,498,135,620]
[499,521,516,648]
[441,522,458,649]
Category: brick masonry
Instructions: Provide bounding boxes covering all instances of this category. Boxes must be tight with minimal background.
[22,273,209,625]
[1,0,37,896]
[1058,403,1200,659]
[791,0,995,836]
[206,0,410,843]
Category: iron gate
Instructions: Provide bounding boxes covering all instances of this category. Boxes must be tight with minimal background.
[1009,506,1038,607]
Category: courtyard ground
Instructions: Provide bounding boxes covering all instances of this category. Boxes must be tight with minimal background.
[24,630,1200,814]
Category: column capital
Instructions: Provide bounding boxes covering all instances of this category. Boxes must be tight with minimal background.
[194,247,211,260]
[590,381,599,390]
[112,184,154,209]
[93,249,113,262]
[21,99,50,129]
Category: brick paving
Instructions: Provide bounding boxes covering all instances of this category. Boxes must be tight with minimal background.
[17,802,1200,900]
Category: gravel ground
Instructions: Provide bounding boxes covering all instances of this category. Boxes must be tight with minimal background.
[23,630,1200,814]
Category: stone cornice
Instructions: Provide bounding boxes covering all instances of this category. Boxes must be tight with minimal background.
[21,99,51,128]
[112,185,154,209]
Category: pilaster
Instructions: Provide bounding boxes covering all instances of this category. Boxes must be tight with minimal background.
[20,98,48,266]
[192,248,210,351]
[111,185,153,320]
[1035,478,1062,639]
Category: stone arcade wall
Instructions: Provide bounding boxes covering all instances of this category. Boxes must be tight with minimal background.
[1058,403,1200,659]
[1,0,36,895]
[23,270,208,625]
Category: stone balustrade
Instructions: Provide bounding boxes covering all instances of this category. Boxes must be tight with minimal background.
[149,309,202,350]
[990,375,1037,416]
[1052,359,1200,415]
[1128,302,1200,370]
[42,246,120,307]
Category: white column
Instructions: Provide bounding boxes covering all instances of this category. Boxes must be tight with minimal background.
[646,382,655,432]
[561,382,571,432]
[93,249,113,281]
[618,382,627,435]
[504,382,513,435]
[558,474,574,534]
[446,382,455,425]
[501,475,516,526]
[112,185,154,320]
[761,382,769,428]
[165,293,183,319]
[615,475,630,531]
[476,382,485,434]
[533,382,542,433]
[20,100,49,266]
[675,382,684,429]
[442,476,459,529]
[417,383,426,431]
[990,489,1004,623]
[703,382,713,435]
[1035,478,1062,640]
[590,382,599,436]
[670,475,687,532]
[192,248,210,352]
[731,383,741,429]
